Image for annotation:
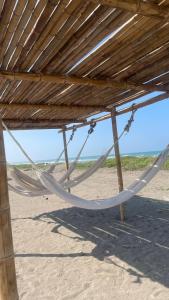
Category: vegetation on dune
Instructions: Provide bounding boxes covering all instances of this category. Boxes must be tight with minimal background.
[76,156,157,170]
[12,156,169,171]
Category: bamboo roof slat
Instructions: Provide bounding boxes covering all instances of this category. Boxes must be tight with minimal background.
[33,1,97,72]
[81,17,162,78]
[29,0,85,72]
[13,0,58,70]
[0,1,5,17]
[68,16,158,77]
[59,11,133,74]
[94,24,169,80]
[7,0,48,70]
[0,0,27,65]
[18,0,73,70]
[2,0,37,69]
[46,7,122,73]
[0,0,16,45]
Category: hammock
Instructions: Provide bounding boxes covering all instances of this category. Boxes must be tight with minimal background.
[9,145,169,203]
[5,110,136,193]
[37,145,169,210]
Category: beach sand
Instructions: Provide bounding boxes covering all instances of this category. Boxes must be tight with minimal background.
[9,167,169,300]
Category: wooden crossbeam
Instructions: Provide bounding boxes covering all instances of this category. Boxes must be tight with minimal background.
[0,70,167,94]
[3,118,86,124]
[3,118,87,130]
[116,92,169,115]
[91,0,168,19]
[0,102,106,113]
[4,123,62,130]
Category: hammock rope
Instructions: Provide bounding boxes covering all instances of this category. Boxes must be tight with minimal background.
[47,125,77,173]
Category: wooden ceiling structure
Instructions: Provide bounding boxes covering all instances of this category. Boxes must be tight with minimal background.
[0,0,169,130]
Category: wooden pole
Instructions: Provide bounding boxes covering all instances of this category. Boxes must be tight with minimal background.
[62,130,70,193]
[0,120,18,299]
[111,109,125,222]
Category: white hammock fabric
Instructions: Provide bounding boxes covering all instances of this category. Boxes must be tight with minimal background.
[8,183,50,197]
[36,145,169,210]
[10,167,50,196]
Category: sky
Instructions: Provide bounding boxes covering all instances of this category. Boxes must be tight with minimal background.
[4,93,169,164]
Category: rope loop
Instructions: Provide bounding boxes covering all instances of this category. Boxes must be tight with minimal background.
[124,104,137,133]
[70,125,77,141]
[88,121,96,134]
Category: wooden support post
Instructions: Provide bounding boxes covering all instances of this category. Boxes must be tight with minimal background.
[111,109,125,222]
[0,120,18,299]
[62,130,70,193]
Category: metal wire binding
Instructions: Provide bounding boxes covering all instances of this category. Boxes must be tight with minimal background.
[0,206,10,214]
[0,254,14,262]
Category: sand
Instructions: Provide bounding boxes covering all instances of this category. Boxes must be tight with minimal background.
[9,167,169,300]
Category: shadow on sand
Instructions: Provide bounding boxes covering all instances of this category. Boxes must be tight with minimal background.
[16,196,169,287]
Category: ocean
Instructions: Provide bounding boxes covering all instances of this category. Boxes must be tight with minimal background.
[14,150,161,165]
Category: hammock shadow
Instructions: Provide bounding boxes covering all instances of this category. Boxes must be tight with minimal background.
[18,195,169,287]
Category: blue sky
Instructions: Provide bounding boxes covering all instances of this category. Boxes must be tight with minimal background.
[4,95,169,163]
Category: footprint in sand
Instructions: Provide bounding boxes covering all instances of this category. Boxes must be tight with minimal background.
[62,283,91,300]
[147,288,169,300]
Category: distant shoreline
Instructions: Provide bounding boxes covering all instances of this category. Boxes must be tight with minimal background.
[10,154,169,171]
[11,150,161,166]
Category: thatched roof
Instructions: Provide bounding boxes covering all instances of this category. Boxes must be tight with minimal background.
[0,0,169,129]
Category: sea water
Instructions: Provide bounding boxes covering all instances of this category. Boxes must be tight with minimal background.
[14,150,161,166]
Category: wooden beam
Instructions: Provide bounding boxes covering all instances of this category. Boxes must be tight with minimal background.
[0,119,18,300]
[59,114,112,133]
[116,92,169,115]
[111,108,125,222]
[91,0,168,19]
[6,125,64,130]
[0,102,105,114]
[3,118,86,125]
[0,70,167,94]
